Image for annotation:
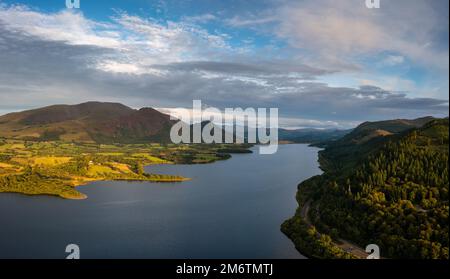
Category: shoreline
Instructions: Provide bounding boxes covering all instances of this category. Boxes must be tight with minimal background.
[1,176,192,200]
[280,149,359,259]
[0,161,192,200]
[68,169,192,200]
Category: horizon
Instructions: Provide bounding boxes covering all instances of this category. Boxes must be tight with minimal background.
[0,100,446,131]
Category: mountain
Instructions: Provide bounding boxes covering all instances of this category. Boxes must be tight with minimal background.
[354,116,435,133]
[276,117,434,147]
[0,103,438,146]
[0,102,351,144]
[0,102,175,143]
[282,117,449,259]
[318,117,437,175]
[333,116,436,146]
[278,128,351,144]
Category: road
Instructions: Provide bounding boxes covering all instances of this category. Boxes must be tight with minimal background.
[300,200,369,259]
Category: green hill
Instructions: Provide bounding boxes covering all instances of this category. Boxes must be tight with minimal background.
[0,102,353,145]
[0,102,176,143]
[318,117,437,176]
[282,117,449,259]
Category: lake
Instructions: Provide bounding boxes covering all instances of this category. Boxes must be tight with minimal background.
[0,144,321,259]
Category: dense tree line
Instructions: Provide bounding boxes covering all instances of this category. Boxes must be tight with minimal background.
[284,119,449,259]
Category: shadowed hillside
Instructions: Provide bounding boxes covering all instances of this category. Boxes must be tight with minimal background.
[282,117,449,259]
[0,102,176,143]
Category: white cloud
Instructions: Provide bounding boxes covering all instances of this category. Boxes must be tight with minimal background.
[183,13,217,24]
[225,15,277,27]
[156,107,355,129]
[0,5,235,75]
[0,5,122,48]
[274,0,448,71]
[379,55,405,67]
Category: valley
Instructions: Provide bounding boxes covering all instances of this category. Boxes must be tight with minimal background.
[0,101,448,259]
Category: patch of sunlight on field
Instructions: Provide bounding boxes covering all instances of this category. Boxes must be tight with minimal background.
[16,150,32,156]
[11,157,29,165]
[109,162,132,173]
[131,153,169,163]
[97,152,124,156]
[0,143,26,151]
[99,144,119,149]
[33,156,72,166]
[0,162,21,175]
[87,165,117,176]
[0,162,15,169]
[28,142,53,150]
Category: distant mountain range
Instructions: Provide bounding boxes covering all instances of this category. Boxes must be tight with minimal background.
[0,102,441,145]
[279,128,351,144]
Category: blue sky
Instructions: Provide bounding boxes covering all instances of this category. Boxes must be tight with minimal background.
[0,0,448,128]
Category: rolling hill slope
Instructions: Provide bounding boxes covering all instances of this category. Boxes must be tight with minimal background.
[318,116,437,175]
[282,117,449,259]
[0,102,176,143]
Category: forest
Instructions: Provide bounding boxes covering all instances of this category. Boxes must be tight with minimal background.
[282,118,449,259]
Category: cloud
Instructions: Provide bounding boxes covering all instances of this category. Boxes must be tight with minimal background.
[157,107,352,129]
[0,5,236,75]
[223,0,448,73]
[154,60,333,78]
[225,15,277,27]
[0,5,122,48]
[0,2,448,129]
[274,0,449,71]
[379,55,405,67]
[183,13,217,24]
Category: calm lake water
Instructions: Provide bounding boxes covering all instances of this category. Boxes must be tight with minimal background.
[0,144,321,259]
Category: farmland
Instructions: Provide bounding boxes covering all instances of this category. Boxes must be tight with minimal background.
[0,139,252,199]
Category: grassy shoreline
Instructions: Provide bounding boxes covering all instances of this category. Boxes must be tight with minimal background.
[0,140,251,200]
[0,172,191,200]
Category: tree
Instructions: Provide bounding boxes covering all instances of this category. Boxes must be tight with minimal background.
[133,162,144,175]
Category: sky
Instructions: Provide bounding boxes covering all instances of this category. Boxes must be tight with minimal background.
[0,0,448,129]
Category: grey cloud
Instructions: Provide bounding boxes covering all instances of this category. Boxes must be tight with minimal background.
[0,21,447,129]
[154,60,333,78]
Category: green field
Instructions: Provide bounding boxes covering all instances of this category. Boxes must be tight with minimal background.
[0,139,252,199]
